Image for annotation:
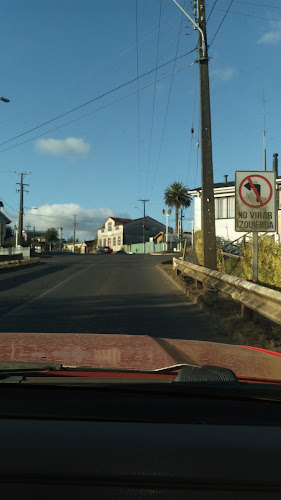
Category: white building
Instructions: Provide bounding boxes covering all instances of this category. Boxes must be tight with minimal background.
[97,217,132,252]
[189,176,281,244]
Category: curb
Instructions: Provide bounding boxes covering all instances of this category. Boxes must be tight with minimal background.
[0,258,41,273]
[156,263,227,335]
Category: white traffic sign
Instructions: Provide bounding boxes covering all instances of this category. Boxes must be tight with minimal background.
[235,171,276,232]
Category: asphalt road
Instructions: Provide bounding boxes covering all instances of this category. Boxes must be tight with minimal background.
[0,253,226,340]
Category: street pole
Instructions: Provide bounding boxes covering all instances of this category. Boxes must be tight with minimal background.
[172,0,216,269]
[33,226,35,248]
[166,214,169,251]
[252,232,258,283]
[16,172,30,247]
[139,199,149,254]
[180,207,183,251]
[198,0,217,270]
[73,215,77,253]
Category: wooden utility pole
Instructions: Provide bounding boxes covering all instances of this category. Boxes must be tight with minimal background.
[172,0,216,269]
[139,199,149,254]
[73,215,77,253]
[16,172,30,246]
[198,0,217,269]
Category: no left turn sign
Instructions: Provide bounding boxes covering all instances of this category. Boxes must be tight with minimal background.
[238,174,273,209]
[235,171,276,232]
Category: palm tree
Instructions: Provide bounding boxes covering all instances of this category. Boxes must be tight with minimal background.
[164,181,191,234]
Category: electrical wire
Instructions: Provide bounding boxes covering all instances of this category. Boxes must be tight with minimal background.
[149,1,188,198]
[0,197,18,213]
[0,47,198,149]
[0,62,195,154]
[135,0,141,199]
[187,66,198,186]
[234,0,281,9]
[209,0,234,47]
[215,7,279,22]
[207,0,218,23]
[146,0,163,196]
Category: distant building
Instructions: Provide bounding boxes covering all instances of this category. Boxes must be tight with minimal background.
[0,202,11,246]
[97,216,166,252]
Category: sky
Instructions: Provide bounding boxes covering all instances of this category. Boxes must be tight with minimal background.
[0,0,281,240]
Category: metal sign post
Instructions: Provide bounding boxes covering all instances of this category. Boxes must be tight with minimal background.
[235,171,276,283]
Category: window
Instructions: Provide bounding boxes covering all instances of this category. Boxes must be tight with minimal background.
[115,226,119,230]
[99,240,102,246]
[215,197,234,219]
[101,229,104,233]
[108,223,112,232]
[103,239,106,246]
[113,236,116,246]
[117,236,121,246]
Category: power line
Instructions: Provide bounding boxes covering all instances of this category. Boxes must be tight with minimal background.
[0,196,18,213]
[0,47,197,149]
[215,7,279,22]
[0,62,195,154]
[135,0,141,199]
[209,0,234,47]
[187,66,198,186]
[207,0,218,22]
[234,0,281,9]
[146,0,163,196]
[149,1,187,198]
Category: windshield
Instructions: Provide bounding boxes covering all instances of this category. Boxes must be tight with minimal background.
[0,0,281,384]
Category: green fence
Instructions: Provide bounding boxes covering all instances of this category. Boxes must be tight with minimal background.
[124,242,164,254]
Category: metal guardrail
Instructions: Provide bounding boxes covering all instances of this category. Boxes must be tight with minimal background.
[173,258,281,326]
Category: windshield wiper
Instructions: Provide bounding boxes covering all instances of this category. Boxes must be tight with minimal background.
[0,361,239,387]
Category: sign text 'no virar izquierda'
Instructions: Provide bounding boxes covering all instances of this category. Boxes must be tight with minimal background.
[235,171,276,232]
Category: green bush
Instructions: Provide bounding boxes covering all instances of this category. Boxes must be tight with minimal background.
[242,236,281,288]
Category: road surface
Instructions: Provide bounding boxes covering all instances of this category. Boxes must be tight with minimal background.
[0,253,227,341]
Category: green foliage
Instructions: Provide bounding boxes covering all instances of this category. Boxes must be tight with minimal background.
[243,236,281,288]
[217,248,244,276]
[164,181,191,232]
[44,228,59,249]
[194,230,203,265]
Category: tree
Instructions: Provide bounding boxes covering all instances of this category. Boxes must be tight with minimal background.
[164,182,191,234]
[44,228,59,251]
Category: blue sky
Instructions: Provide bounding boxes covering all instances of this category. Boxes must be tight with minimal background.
[0,0,280,239]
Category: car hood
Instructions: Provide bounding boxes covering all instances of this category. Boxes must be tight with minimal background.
[0,333,280,380]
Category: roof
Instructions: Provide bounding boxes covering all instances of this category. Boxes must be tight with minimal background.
[97,217,133,230]
[190,181,234,192]
[84,240,96,245]
[108,217,133,224]
[0,212,11,224]
[190,175,281,193]
[127,216,165,227]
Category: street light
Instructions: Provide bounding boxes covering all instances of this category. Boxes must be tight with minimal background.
[162,209,171,251]
[0,97,10,103]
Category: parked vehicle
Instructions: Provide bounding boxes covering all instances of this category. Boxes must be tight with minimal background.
[97,246,113,254]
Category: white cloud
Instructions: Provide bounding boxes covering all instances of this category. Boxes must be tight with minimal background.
[211,66,238,82]
[24,204,130,241]
[35,137,91,157]
[258,19,281,45]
